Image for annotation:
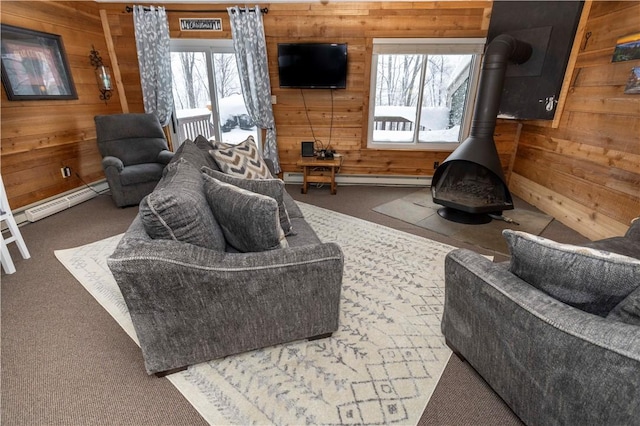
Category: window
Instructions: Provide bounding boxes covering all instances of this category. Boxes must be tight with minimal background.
[368,38,485,150]
[170,39,258,148]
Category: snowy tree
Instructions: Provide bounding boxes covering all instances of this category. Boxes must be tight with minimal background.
[376,55,421,107]
[213,54,240,99]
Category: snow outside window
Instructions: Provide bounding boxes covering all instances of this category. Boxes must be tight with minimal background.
[170,39,258,148]
[368,38,485,150]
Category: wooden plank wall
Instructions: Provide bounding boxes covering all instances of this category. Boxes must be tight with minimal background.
[1,1,123,209]
[4,0,514,210]
[4,1,635,242]
[509,1,640,240]
[99,1,503,177]
[261,1,499,176]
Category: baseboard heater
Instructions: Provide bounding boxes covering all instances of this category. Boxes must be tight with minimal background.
[19,181,109,224]
[283,173,432,187]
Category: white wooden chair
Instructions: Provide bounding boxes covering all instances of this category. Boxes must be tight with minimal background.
[0,176,30,274]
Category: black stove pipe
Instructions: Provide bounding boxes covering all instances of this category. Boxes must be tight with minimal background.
[431,34,532,212]
[469,34,532,144]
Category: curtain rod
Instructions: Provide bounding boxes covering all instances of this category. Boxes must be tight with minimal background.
[124,5,268,14]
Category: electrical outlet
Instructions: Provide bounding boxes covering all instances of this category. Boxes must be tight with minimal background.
[433,161,439,169]
[60,166,71,178]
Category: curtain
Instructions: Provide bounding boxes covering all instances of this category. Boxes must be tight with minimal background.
[227,6,280,174]
[133,5,173,126]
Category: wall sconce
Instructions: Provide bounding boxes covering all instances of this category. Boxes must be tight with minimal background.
[89,45,112,103]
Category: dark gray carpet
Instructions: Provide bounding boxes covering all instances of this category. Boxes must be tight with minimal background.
[1,184,590,425]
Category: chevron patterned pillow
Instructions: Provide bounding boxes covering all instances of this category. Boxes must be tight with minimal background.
[209,136,273,179]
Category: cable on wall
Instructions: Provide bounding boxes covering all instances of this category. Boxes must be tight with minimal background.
[301,89,322,151]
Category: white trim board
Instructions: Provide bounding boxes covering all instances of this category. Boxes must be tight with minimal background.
[283,172,432,187]
[10,181,109,227]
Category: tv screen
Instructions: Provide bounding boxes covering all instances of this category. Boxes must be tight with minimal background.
[277,43,347,89]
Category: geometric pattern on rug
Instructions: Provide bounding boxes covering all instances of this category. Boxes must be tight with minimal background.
[55,201,456,425]
[373,188,554,254]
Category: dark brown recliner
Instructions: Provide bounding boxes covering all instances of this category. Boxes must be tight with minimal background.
[95,113,173,207]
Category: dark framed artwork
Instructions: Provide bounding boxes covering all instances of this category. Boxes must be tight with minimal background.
[1,24,77,100]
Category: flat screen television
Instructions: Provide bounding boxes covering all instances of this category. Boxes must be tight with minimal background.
[277,43,348,89]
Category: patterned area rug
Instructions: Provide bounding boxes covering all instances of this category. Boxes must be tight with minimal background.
[55,202,456,425]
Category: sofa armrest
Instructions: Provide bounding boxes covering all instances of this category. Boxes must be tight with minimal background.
[625,216,640,240]
[156,149,174,165]
[442,249,640,425]
[102,155,124,172]
[107,237,343,374]
[264,157,276,177]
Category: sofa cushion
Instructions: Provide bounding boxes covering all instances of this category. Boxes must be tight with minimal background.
[170,138,219,171]
[582,237,640,260]
[607,286,640,325]
[201,167,293,236]
[193,134,214,151]
[202,173,287,252]
[139,158,226,251]
[503,230,640,316]
[208,136,272,179]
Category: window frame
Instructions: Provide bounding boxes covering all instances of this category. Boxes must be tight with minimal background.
[169,39,260,149]
[367,38,485,151]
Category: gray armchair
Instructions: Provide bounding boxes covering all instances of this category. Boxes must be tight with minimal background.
[441,221,640,425]
[95,113,173,207]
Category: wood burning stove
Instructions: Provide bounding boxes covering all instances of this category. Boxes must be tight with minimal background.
[432,34,532,224]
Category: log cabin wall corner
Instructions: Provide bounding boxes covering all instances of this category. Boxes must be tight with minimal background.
[508,1,640,240]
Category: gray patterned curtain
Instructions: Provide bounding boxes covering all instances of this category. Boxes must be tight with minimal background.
[133,5,173,126]
[227,6,280,174]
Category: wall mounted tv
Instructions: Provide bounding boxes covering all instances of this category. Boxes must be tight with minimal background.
[277,43,348,89]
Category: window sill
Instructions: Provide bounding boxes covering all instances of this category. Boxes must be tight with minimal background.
[366,141,459,152]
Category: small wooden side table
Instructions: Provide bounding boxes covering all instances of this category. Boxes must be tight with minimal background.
[297,156,342,195]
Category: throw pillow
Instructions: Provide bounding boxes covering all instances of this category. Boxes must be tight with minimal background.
[139,158,226,251]
[201,167,293,235]
[193,134,214,151]
[169,138,213,171]
[607,286,640,326]
[208,135,273,179]
[202,173,288,252]
[210,136,254,151]
[503,230,640,316]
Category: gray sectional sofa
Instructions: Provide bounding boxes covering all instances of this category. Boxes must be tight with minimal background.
[442,219,640,425]
[107,137,344,376]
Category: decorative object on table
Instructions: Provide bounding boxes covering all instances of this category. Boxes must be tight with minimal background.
[624,66,640,94]
[55,202,455,425]
[89,45,112,103]
[0,24,77,100]
[612,32,640,62]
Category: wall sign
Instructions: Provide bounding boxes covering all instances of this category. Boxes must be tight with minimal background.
[179,18,222,31]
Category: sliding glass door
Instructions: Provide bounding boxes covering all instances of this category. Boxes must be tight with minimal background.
[169,39,257,148]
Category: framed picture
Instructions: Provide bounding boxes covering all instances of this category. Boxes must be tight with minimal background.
[612,32,640,63]
[1,24,77,100]
[624,66,640,94]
